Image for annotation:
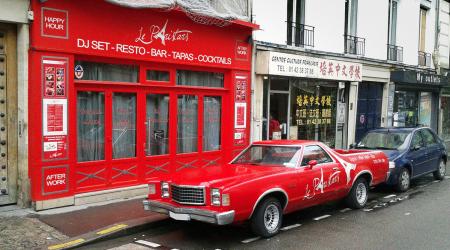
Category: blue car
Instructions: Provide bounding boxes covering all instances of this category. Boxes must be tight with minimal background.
[353,127,447,192]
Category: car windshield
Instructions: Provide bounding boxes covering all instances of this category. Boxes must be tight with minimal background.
[232,145,302,167]
[356,131,411,150]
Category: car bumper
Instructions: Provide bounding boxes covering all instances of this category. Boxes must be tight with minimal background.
[143,199,235,225]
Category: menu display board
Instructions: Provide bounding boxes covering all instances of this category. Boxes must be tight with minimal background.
[42,57,69,161]
[234,74,248,145]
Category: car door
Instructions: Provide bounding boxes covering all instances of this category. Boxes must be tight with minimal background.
[406,131,429,177]
[299,145,345,206]
[420,129,441,173]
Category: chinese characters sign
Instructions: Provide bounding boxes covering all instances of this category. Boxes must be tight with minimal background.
[267,52,363,82]
[295,94,333,126]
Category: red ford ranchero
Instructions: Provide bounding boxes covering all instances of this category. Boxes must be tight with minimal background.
[143,140,390,237]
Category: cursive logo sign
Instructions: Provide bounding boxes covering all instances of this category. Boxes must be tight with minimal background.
[303,168,341,200]
[135,20,192,46]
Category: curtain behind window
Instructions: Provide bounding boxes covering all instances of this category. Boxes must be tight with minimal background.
[147,94,169,155]
[77,92,105,162]
[113,93,136,158]
[75,61,138,82]
[177,95,198,153]
[176,70,224,88]
[203,96,221,151]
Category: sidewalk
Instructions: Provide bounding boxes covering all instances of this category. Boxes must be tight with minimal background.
[0,198,167,250]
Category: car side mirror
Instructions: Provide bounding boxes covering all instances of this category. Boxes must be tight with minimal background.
[307,160,318,169]
[412,145,421,151]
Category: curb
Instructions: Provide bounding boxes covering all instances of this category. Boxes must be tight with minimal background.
[46,215,168,250]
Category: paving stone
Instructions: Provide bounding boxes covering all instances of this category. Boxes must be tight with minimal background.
[0,216,68,250]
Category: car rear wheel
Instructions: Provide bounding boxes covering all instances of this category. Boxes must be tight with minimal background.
[433,160,446,180]
[250,197,283,238]
[395,167,410,192]
[345,177,369,209]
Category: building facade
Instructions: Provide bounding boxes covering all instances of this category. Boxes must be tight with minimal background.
[0,0,29,207]
[27,0,255,210]
[251,0,449,148]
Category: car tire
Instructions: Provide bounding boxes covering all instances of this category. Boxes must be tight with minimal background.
[345,177,369,209]
[433,159,446,180]
[250,197,283,238]
[395,167,410,192]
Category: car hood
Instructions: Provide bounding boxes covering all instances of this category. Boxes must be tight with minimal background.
[379,149,404,161]
[168,163,294,188]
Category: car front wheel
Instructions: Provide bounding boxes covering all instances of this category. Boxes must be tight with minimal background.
[396,167,410,192]
[251,197,283,238]
[433,160,446,180]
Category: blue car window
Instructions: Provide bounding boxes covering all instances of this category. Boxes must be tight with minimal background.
[421,129,436,146]
[411,132,424,149]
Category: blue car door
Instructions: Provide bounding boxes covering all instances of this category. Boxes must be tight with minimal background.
[406,131,428,177]
[420,129,441,173]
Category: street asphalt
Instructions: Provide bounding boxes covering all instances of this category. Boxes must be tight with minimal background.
[80,167,450,250]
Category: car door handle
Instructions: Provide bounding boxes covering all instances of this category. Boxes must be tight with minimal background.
[333,167,339,171]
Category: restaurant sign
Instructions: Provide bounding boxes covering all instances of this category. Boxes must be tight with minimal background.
[267,51,363,82]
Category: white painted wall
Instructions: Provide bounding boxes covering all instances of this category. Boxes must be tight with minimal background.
[253,0,288,45]
[252,0,438,67]
[0,0,29,23]
[358,0,389,60]
[438,0,449,69]
[305,0,345,53]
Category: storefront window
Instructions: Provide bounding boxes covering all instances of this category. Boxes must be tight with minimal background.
[177,95,198,153]
[290,80,337,147]
[113,93,136,159]
[441,96,450,144]
[176,70,224,88]
[75,61,138,82]
[146,70,170,82]
[393,91,418,127]
[77,92,105,162]
[203,96,221,151]
[419,92,432,127]
[146,94,169,155]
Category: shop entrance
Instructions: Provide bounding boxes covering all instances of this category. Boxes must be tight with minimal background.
[0,23,18,205]
[269,92,289,139]
[355,82,383,142]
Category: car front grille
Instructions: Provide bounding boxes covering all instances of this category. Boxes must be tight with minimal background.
[171,185,205,205]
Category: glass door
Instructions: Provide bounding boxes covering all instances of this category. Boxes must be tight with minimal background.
[269,92,290,139]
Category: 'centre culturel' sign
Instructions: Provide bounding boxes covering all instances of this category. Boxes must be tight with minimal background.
[267,51,363,82]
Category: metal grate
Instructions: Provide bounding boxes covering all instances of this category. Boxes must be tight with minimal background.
[387,44,403,62]
[344,35,365,56]
[418,51,431,67]
[171,184,205,205]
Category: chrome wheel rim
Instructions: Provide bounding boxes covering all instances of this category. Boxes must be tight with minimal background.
[356,182,367,205]
[400,171,410,189]
[264,204,280,233]
[439,161,446,176]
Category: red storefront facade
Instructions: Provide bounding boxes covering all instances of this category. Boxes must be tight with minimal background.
[29,0,255,209]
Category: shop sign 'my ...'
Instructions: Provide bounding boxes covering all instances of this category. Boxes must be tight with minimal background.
[264,51,363,82]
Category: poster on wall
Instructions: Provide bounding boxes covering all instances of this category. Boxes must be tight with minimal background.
[234,74,248,145]
[42,57,69,161]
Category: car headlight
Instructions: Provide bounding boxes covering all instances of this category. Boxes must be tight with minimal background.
[161,182,170,198]
[211,188,221,206]
[389,161,396,169]
[148,184,156,195]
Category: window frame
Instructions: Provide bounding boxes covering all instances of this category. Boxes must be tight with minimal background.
[300,145,334,167]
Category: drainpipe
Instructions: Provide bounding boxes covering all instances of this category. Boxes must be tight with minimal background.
[433,0,441,74]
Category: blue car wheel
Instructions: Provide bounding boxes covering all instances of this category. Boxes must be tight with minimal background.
[396,167,410,192]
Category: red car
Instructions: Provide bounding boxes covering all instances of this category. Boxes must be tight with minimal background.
[143,140,390,237]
